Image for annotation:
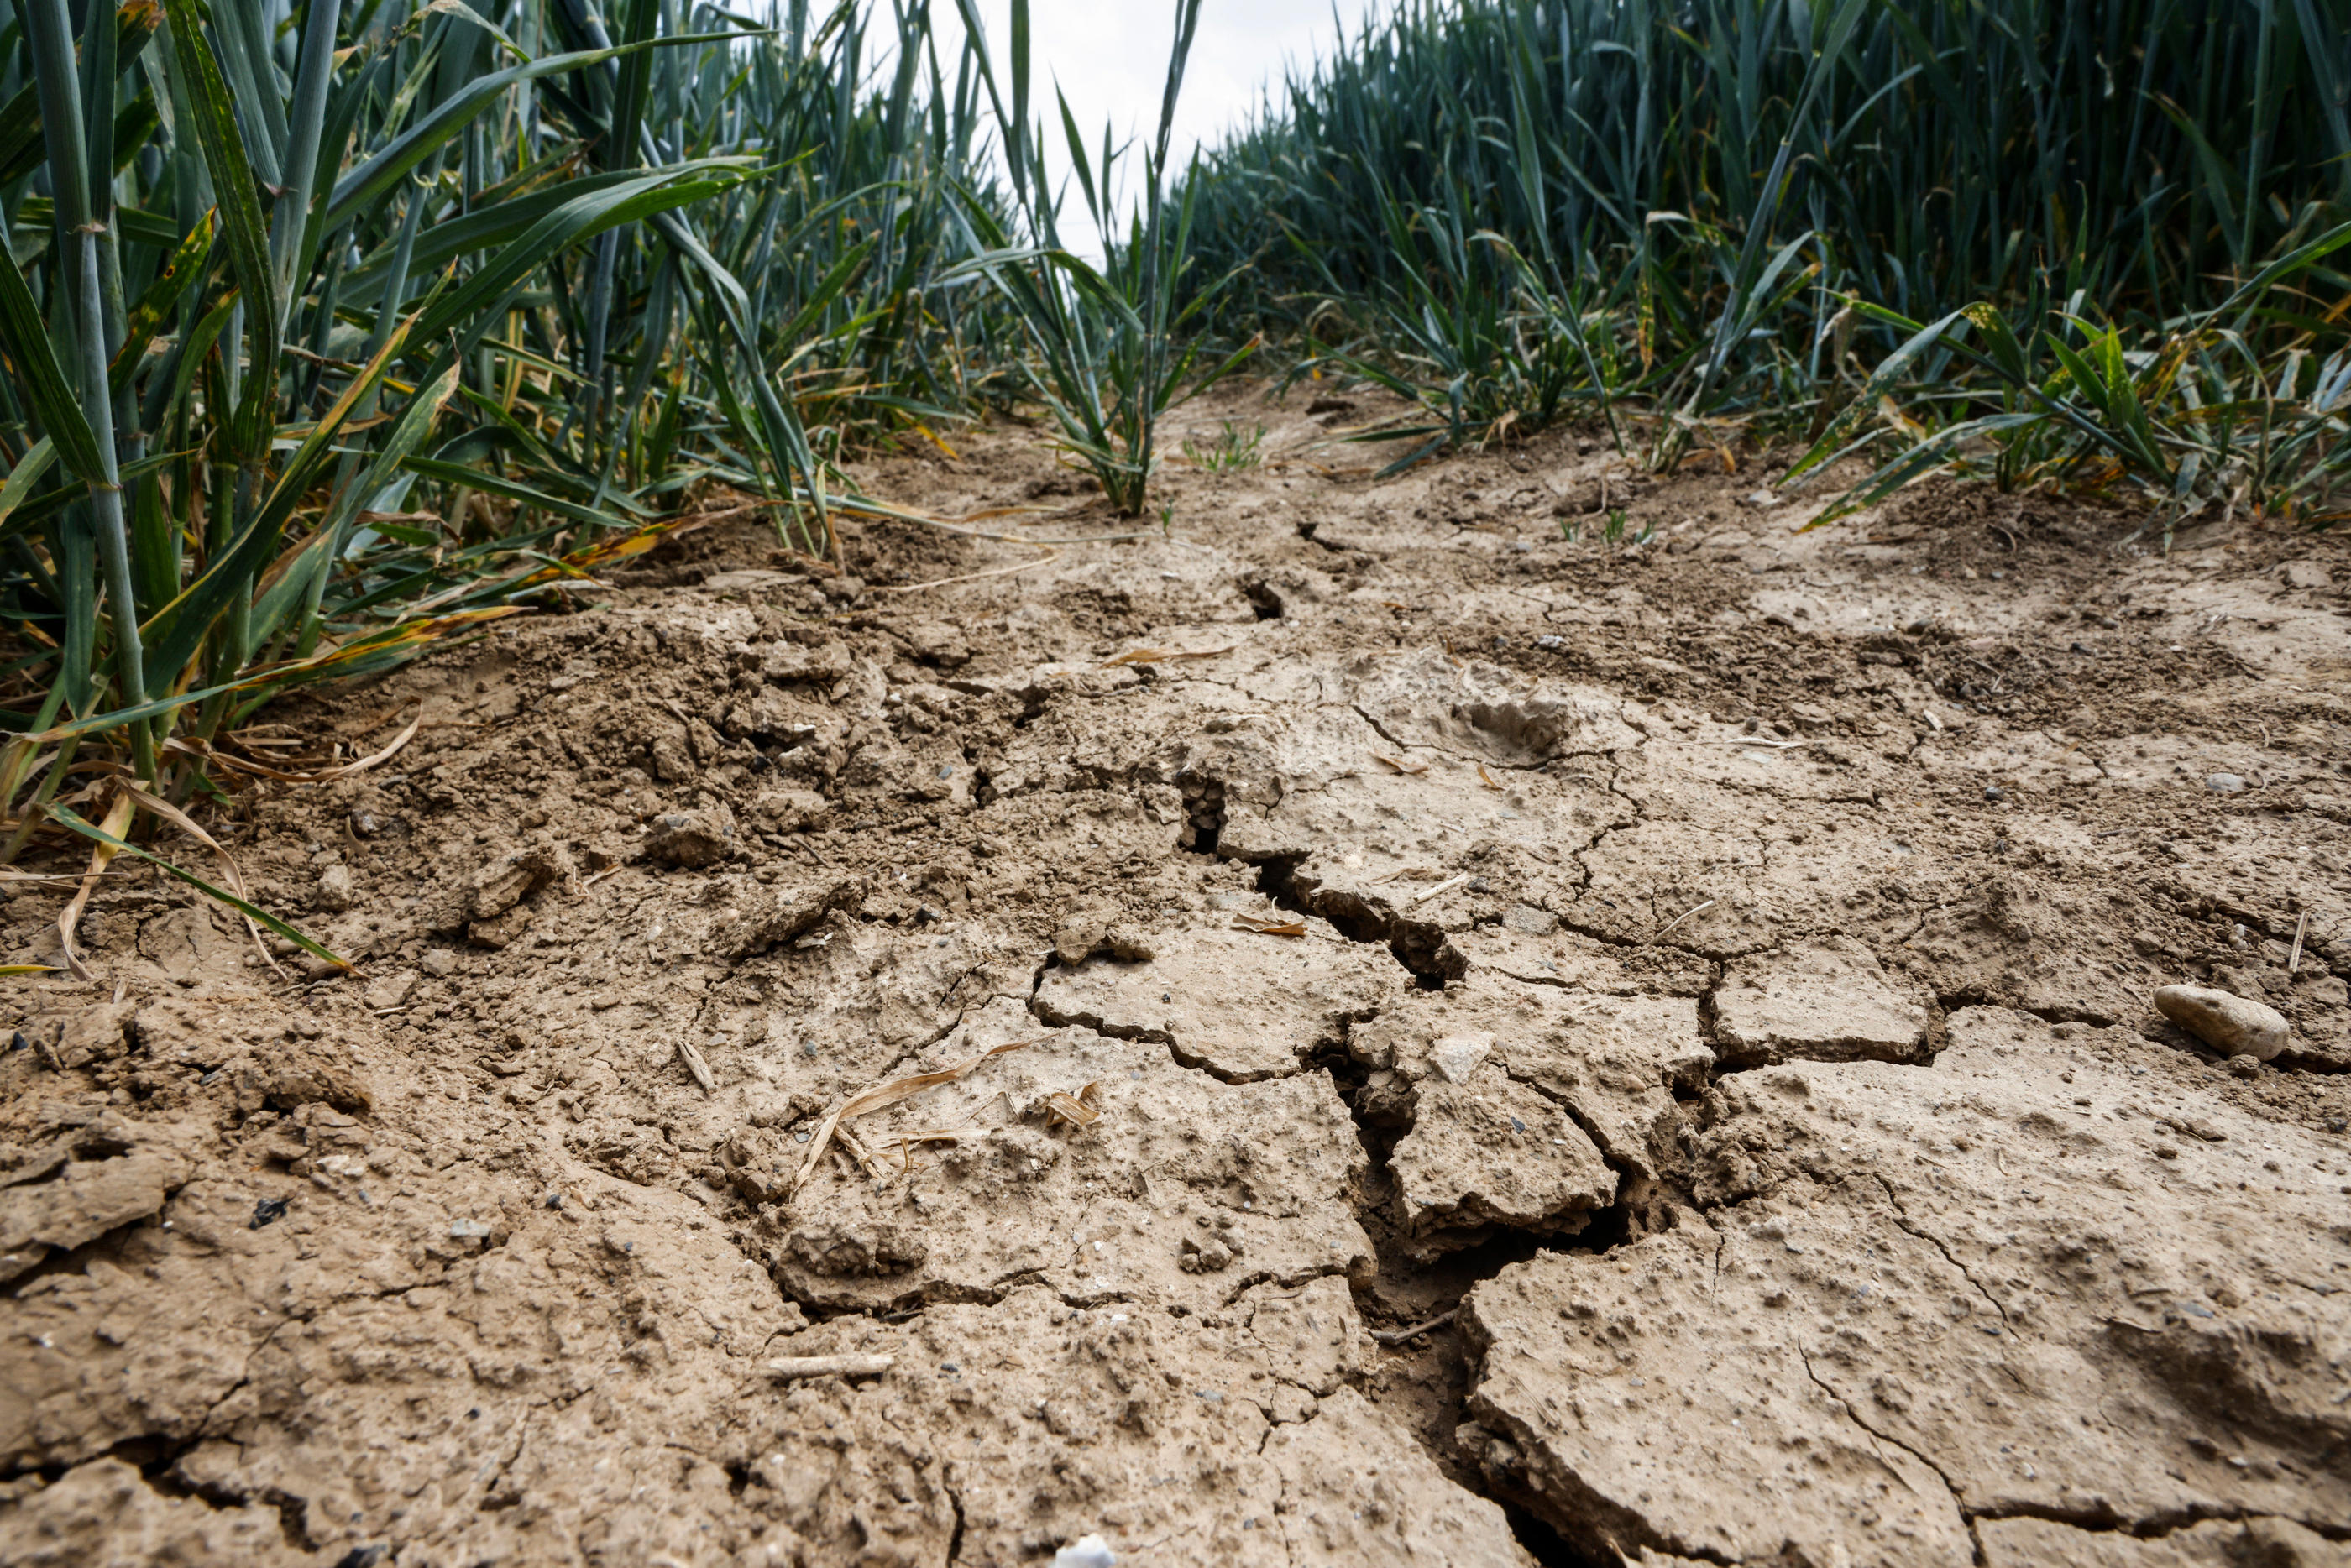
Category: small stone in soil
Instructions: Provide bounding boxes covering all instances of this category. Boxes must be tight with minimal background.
[316,863,357,912]
[2155,985,2290,1062]
[363,970,421,1011]
[1502,902,1557,936]
[1429,1032,1495,1084]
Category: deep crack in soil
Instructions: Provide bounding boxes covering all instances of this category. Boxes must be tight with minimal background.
[3,385,2349,1567]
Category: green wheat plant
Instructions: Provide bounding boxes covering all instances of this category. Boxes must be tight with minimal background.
[0,0,1030,963]
[945,0,1253,515]
[1181,419,1265,472]
[1176,0,2351,516]
[1783,222,2351,531]
[0,1,779,869]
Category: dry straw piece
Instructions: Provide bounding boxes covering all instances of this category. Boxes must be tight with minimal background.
[1100,645,1234,667]
[1650,898,1719,942]
[163,708,423,785]
[1408,873,1473,906]
[792,1039,1035,1194]
[767,1354,893,1380]
[1043,1082,1104,1128]
[881,1126,971,1176]
[53,790,134,981]
[1370,1309,1459,1344]
[1233,913,1307,937]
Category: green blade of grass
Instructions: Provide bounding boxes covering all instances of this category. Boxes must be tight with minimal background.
[47,802,348,971]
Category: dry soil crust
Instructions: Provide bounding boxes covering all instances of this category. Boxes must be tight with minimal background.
[3,386,2349,1568]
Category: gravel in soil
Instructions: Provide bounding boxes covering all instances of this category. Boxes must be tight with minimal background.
[3,384,2348,1567]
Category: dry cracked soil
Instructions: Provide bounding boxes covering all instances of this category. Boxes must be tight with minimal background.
[3,383,2350,1568]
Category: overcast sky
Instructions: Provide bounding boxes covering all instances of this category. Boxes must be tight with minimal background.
[926,0,1401,253]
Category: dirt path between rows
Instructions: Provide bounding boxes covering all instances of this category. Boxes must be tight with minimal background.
[4,384,2349,1568]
